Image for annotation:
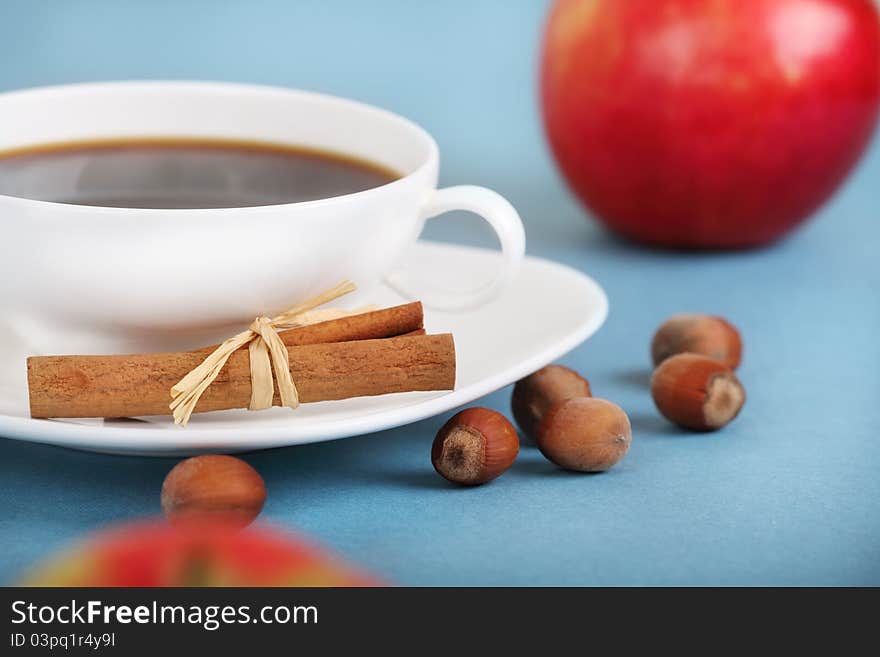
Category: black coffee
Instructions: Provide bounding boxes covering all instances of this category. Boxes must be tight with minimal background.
[0,138,399,208]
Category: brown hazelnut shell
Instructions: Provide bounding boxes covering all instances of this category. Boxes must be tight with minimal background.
[432,407,519,485]
[650,353,745,431]
[651,314,742,369]
[511,365,591,440]
[161,455,266,529]
[536,397,631,472]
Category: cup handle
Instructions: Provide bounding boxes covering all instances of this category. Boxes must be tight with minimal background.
[385,185,526,311]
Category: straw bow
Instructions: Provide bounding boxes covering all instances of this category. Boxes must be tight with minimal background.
[170,281,361,426]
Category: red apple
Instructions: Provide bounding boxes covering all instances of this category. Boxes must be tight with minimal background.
[541,0,880,249]
[20,521,378,586]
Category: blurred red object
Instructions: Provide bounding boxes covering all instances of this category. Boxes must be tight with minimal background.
[20,521,379,586]
[541,0,880,249]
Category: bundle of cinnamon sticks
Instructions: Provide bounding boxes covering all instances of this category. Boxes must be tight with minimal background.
[27,301,455,419]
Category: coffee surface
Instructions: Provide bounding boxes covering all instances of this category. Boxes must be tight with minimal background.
[0,138,399,208]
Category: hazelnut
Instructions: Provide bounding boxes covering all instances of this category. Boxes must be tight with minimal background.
[511,365,591,440]
[432,408,519,485]
[651,314,742,369]
[651,353,745,431]
[536,397,631,472]
[161,455,266,528]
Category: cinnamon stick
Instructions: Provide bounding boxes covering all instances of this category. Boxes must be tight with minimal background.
[192,301,423,353]
[28,334,455,419]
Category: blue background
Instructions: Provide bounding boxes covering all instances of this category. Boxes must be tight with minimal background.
[1,0,878,585]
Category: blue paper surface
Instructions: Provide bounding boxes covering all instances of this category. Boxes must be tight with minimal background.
[0,0,877,585]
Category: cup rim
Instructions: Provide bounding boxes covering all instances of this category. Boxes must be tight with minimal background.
[0,80,439,215]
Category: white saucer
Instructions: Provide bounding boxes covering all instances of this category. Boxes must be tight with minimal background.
[0,241,607,455]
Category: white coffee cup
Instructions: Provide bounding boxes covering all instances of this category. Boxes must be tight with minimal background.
[0,81,525,391]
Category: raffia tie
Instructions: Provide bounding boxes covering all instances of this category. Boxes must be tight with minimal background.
[169,281,369,426]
